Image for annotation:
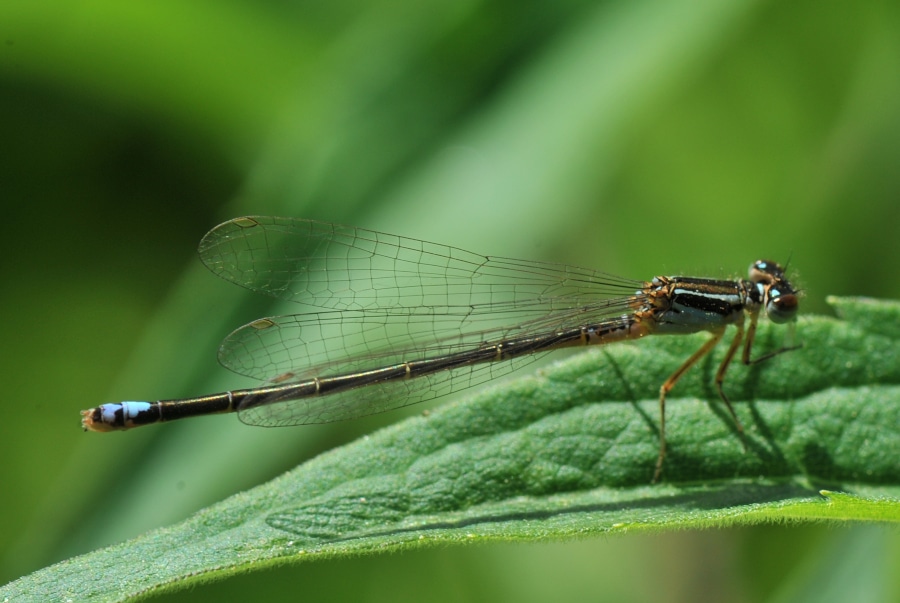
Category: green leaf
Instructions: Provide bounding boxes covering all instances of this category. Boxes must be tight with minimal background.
[4,296,900,602]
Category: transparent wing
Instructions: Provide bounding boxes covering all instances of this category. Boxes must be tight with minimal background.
[232,310,629,426]
[218,299,637,382]
[234,345,551,427]
[199,216,646,427]
[198,216,644,314]
[228,304,635,426]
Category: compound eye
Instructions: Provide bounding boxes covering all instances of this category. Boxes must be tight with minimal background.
[749,260,785,283]
[766,291,798,324]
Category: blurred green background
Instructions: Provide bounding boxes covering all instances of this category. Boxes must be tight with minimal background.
[2,0,899,601]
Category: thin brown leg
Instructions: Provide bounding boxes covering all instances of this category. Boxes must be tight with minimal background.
[741,310,760,364]
[653,328,725,483]
[714,317,747,451]
[743,311,802,365]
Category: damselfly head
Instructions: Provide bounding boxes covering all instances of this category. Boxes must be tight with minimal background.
[749,260,799,323]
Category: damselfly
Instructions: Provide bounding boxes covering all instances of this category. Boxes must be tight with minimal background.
[82,216,801,481]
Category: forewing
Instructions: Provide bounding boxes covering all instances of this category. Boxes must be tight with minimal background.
[198,216,643,313]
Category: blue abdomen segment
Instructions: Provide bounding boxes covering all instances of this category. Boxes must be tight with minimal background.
[82,401,158,431]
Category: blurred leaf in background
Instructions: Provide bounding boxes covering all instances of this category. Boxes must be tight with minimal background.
[1,0,899,601]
